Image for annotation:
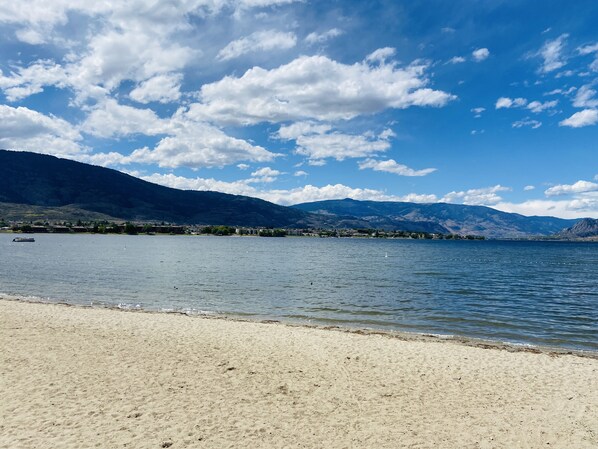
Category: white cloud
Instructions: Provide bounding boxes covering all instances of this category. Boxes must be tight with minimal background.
[139,174,412,205]
[495,97,527,109]
[545,180,598,196]
[441,185,510,206]
[191,52,455,125]
[544,87,576,96]
[14,28,46,45]
[559,109,598,128]
[471,107,485,117]
[276,122,395,161]
[247,166,283,183]
[578,43,598,55]
[237,163,250,170]
[365,47,396,64]
[526,99,558,113]
[81,99,168,138]
[524,185,535,191]
[572,84,598,108]
[305,28,343,45]
[0,60,67,102]
[358,158,436,177]
[512,118,542,129]
[472,48,489,62]
[129,73,183,104]
[128,117,279,169]
[258,184,416,205]
[141,173,260,197]
[74,29,194,95]
[448,56,466,64]
[493,199,598,219]
[538,34,568,73]
[0,105,84,156]
[294,170,307,176]
[217,30,296,61]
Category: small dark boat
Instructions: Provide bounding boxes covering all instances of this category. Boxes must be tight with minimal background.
[13,237,35,242]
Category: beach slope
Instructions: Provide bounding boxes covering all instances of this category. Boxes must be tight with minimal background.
[1,299,597,448]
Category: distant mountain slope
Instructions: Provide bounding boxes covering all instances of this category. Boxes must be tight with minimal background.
[556,218,598,239]
[293,198,578,238]
[0,150,314,227]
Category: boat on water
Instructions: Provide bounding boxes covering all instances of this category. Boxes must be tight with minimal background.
[13,237,35,243]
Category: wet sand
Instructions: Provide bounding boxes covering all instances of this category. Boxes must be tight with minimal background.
[1,298,597,449]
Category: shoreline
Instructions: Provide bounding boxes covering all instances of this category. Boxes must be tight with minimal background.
[2,298,598,448]
[1,294,596,360]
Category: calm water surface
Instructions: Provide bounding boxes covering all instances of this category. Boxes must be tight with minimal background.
[1,234,596,351]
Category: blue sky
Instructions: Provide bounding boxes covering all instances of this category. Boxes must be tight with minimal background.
[0,0,597,218]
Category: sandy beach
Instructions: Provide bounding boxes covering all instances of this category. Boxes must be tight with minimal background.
[1,298,597,449]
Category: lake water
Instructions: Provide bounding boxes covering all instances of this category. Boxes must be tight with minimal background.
[1,234,597,351]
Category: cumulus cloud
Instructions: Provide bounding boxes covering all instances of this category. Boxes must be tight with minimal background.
[526,100,558,113]
[276,122,395,161]
[495,97,527,109]
[472,48,489,62]
[217,30,296,61]
[294,170,308,176]
[139,174,412,205]
[441,185,510,206]
[559,109,598,128]
[191,52,455,125]
[545,180,598,196]
[247,166,283,183]
[524,185,535,191]
[128,118,279,168]
[493,199,598,219]
[471,107,485,117]
[305,28,343,45]
[129,73,183,104]
[448,56,466,64]
[537,34,568,73]
[365,47,396,64]
[81,99,168,138]
[358,159,436,177]
[0,60,67,102]
[0,105,85,156]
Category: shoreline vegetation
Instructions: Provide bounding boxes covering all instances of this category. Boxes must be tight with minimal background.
[2,219,486,240]
[2,297,597,448]
[3,218,596,241]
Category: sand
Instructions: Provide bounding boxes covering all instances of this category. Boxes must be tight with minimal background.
[1,298,597,449]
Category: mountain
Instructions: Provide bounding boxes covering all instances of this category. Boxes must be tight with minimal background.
[293,198,579,238]
[1,150,586,238]
[556,218,598,239]
[0,150,315,227]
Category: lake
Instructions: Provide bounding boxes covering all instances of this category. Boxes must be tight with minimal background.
[1,234,596,351]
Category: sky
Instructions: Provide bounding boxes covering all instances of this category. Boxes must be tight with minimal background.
[0,0,597,219]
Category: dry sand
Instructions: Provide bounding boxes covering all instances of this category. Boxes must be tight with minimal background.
[1,298,597,449]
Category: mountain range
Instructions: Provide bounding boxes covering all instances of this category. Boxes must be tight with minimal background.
[0,150,589,238]
[293,199,578,238]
